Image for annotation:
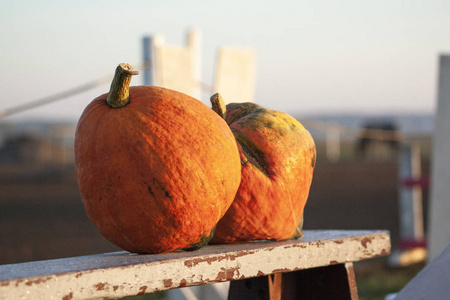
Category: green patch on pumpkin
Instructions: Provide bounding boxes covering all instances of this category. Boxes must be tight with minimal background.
[291,214,304,239]
[183,226,216,251]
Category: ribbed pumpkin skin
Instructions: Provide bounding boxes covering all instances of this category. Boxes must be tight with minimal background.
[211,103,316,244]
[74,86,241,254]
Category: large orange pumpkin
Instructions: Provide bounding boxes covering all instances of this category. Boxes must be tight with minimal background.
[210,94,316,244]
[74,64,241,254]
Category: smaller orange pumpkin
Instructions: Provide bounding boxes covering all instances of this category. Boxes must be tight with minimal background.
[210,94,316,244]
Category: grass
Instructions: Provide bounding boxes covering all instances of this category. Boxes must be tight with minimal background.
[355,257,425,300]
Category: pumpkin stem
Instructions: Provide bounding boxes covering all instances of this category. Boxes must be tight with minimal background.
[210,93,226,119]
[106,63,139,108]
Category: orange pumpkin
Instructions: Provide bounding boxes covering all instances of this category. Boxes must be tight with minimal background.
[74,64,241,254]
[210,94,316,244]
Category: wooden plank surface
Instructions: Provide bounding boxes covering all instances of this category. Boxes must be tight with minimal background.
[0,230,390,300]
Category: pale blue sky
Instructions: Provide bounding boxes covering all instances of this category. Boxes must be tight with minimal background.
[1,0,450,121]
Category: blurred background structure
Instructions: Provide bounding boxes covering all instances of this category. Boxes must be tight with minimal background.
[2,1,450,298]
[1,1,446,121]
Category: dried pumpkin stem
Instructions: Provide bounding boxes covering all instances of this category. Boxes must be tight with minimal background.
[106,63,139,108]
[210,93,226,119]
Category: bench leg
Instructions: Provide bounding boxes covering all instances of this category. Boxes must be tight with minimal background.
[280,262,359,300]
[228,262,358,300]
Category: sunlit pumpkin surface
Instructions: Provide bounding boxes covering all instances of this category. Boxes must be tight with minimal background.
[75,86,241,254]
[211,102,316,244]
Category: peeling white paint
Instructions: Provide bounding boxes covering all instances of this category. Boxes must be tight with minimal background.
[0,230,390,300]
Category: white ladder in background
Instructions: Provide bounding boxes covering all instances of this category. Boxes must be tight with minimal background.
[142,29,256,104]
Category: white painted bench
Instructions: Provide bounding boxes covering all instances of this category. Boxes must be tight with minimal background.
[0,230,390,300]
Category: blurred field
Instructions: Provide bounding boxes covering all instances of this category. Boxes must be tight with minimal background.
[0,142,431,298]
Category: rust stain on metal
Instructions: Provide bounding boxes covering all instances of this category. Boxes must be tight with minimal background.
[179,278,188,287]
[184,250,254,268]
[75,272,82,278]
[361,237,373,248]
[215,267,240,281]
[364,249,374,256]
[15,279,24,287]
[381,248,390,255]
[184,259,198,268]
[164,279,173,288]
[272,268,292,273]
[314,241,325,247]
[333,239,344,244]
[138,285,147,295]
[25,276,52,286]
[1,282,10,287]
[329,260,339,265]
[113,285,119,291]
[283,243,308,250]
[62,292,73,300]
[58,269,92,277]
[257,270,265,276]
[95,282,106,291]
[138,285,148,295]
[282,244,297,250]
